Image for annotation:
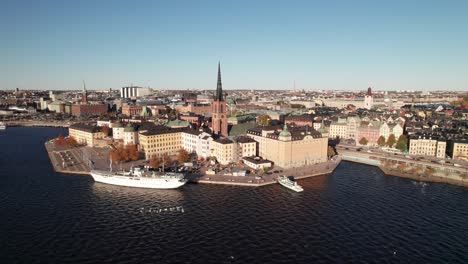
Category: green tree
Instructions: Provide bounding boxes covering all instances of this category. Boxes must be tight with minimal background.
[396,135,408,152]
[386,134,396,148]
[257,115,271,126]
[359,137,368,146]
[377,136,386,147]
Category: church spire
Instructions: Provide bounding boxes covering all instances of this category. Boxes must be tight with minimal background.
[215,62,223,101]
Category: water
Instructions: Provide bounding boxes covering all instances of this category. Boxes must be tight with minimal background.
[1,127,468,263]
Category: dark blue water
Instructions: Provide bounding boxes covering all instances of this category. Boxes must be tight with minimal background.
[1,127,468,264]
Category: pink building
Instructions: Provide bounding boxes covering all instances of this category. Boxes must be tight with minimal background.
[357,121,381,146]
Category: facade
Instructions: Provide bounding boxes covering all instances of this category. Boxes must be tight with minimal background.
[120,86,152,98]
[181,130,201,154]
[357,121,381,146]
[285,114,314,127]
[329,121,348,139]
[112,122,125,140]
[236,136,257,158]
[139,127,186,160]
[450,141,468,161]
[196,132,213,159]
[247,125,328,169]
[71,103,108,117]
[242,157,272,170]
[409,135,446,159]
[68,124,105,147]
[123,124,138,145]
[211,138,237,165]
[211,63,228,137]
[122,104,143,117]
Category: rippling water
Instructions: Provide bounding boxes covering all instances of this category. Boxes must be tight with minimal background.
[1,127,468,263]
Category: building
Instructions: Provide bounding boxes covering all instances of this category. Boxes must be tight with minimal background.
[196,132,213,159]
[211,138,237,165]
[71,103,108,117]
[122,104,143,117]
[364,87,373,110]
[408,135,446,159]
[139,127,187,160]
[68,123,105,147]
[123,124,138,145]
[181,130,201,154]
[448,140,468,161]
[211,62,228,137]
[242,156,272,170]
[357,121,381,146]
[120,86,152,98]
[236,136,257,158]
[285,114,314,127]
[112,121,125,140]
[247,124,328,169]
[329,119,348,139]
[47,100,71,114]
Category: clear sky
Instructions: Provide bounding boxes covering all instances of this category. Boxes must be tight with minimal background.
[1,0,467,91]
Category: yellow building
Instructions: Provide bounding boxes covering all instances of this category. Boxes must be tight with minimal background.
[211,138,237,165]
[408,135,446,159]
[452,141,468,161]
[247,124,328,169]
[139,127,185,160]
[68,124,105,147]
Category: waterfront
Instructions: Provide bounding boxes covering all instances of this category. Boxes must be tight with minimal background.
[1,127,468,263]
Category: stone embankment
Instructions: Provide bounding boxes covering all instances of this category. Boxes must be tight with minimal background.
[339,149,468,187]
[7,120,72,128]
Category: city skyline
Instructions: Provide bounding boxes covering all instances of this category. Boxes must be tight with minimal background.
[2,0,468,91]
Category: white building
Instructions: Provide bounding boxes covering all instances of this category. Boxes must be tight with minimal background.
[112,122,125,140]
[120,86,153,98]
[123,124,139,145]
[181,130,200,154]
[196,132,213,159]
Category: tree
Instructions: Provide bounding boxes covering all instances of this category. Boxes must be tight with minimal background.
[109,147,124,164]
[177,148,190,164]
[125,144,139,161]
[257,115,271,126]
[327,146,336,158]
[396,135,408,152]
[377,136,386,147]
[54,134,67,147]
[101,125,110,136]
[161,153,171,168]
[149,156,161,169]
[359,137,368,146]
[67,136,78,147]
[386,134,396,148]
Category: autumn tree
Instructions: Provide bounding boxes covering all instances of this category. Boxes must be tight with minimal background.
[125,144,139,161]
[178,148,190,164]
[386,134,396,148]
[377,136,386,147]
[359,137,368,146]
[54,134,67,147]
[161,153,171,168]
[67,136,78,147]
[101,125,110,136]
[257,115,271,126]
[149,156,161,169]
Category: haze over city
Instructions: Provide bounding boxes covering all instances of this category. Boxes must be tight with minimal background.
[2,0,468,91]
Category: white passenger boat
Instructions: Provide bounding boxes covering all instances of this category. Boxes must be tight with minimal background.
[91,167,187,189]
[278,176,304,192]
[0,122,6,130]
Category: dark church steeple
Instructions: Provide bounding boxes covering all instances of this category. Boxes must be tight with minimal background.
[215,62,224,101]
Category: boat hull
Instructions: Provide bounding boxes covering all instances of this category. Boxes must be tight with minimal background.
[278,178,303,192]
[91,171,187,189]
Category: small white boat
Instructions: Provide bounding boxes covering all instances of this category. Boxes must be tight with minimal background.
[0,122,6,130]
[278,176,303,192]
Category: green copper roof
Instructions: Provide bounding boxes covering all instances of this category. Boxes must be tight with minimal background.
[164,119,190,128]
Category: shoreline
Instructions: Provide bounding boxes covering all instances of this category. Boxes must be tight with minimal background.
[5,121,71,128]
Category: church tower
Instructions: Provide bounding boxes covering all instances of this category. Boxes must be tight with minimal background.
[81,80,88,104]
[364,87,373,110]
[211,62,228,137]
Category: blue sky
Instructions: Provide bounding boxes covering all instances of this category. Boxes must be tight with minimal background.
[1,0,467,91]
